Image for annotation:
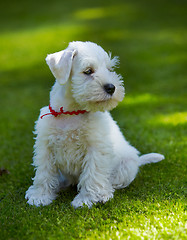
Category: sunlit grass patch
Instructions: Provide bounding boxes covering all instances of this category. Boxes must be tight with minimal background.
[148,112,187,126]
[123,93,160,105]
[74,7,111,20]
[74,4,135,21]
[0,24,86,72]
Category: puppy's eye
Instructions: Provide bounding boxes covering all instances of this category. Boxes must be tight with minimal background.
[83,68,94,75]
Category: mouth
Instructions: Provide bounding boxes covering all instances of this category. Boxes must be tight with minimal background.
[95,98,112,103]
[89,94,112,103]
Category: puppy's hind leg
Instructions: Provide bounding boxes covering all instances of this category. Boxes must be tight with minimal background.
[111,156,139,190]
[111,153,164,189]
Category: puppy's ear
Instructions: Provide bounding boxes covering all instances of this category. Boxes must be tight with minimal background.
[46,49,77,85]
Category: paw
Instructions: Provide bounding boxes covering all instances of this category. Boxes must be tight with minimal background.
[71,193,94,209]
[71,192,113,209]
[25,185,56,207]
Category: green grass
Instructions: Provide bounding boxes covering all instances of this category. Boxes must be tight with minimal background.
[0,0,186,239]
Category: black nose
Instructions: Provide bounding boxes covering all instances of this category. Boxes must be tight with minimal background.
[104,84,115,95]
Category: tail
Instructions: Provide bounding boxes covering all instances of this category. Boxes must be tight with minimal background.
[139,153,165,166]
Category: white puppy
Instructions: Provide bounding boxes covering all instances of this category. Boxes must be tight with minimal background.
[25,41,164,208]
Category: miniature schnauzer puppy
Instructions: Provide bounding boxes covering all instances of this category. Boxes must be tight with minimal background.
[25,41,164,208]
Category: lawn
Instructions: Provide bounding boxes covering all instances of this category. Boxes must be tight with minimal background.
[0,0,186,239]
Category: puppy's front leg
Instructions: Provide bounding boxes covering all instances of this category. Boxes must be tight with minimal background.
[25,139,60,206]
[71,148,114,208]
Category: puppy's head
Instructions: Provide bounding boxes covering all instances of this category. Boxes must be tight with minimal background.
[46,41,125,112]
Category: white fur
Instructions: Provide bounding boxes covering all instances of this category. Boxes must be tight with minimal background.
[25,41,164,208]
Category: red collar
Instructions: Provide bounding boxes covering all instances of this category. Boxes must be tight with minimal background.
[41,104,88,119]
